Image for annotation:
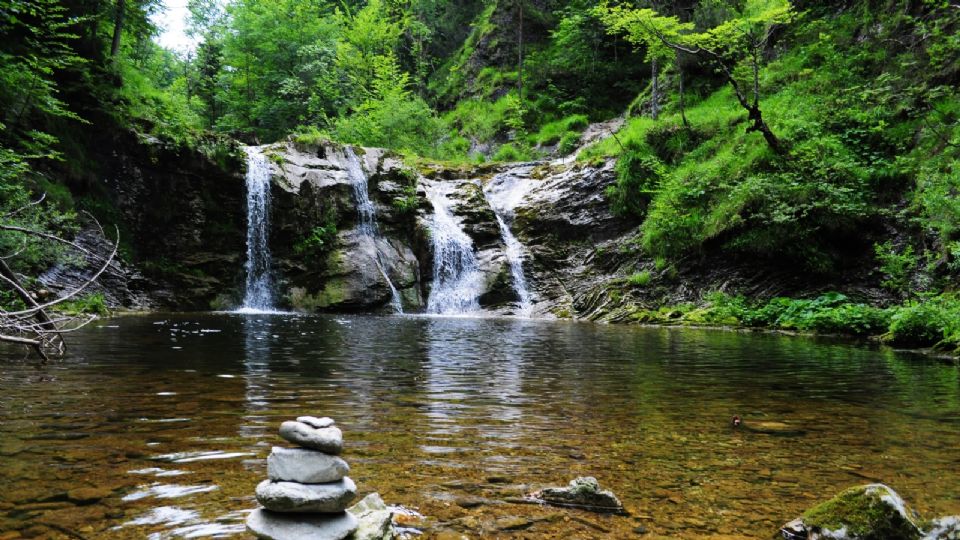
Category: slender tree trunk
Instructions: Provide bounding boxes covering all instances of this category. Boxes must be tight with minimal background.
[517,0,523,103]
[678,63,688,127]
[650,58,659,120]
[110,0,125,57]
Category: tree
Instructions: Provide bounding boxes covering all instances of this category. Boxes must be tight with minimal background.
[1,196,118,362]
[595,0,794,153]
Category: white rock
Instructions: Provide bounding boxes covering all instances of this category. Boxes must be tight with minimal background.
[268,446,349,484]
[279,421,343,454]
[246,508,358,540]
[256,478,357,513]
[348,493,394,540]
[297,416,335,429]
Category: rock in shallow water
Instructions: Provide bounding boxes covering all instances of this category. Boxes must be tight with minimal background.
[348,492,394,540]
[246,508,358,540]
[279,421,343,454]
[776,484,924,540]
[256,478,357,513]
[531,476,623,513]
[268,446,349,483]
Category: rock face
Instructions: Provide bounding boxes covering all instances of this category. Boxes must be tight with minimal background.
[776,484,925,540]
[530,476,624,513]
[246,509,359,540]
[267,446,349,483]
[278,421,343,454]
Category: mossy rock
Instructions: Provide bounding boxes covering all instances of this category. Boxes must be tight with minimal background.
[777,484,925,540]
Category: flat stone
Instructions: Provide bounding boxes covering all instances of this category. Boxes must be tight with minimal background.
[297,416,335,429]
[279,421,343,454]
[66,487,113,504]
[246,508,358,540]
[348,493,393,540]
[256,478,357,513]
[268,446,349,483]
[531,477,623,513]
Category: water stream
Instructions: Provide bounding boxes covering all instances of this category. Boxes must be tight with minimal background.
[344,147,403,313]
[238,147,275,312]
[2,314,959,539]
[485,169,536,315]
[424,180,484,314]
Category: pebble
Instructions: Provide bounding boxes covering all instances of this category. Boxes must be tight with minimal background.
[297,416,335,429]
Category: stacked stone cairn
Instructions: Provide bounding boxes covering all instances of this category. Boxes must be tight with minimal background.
[247,416,359,540]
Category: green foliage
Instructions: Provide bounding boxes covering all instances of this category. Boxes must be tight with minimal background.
[607,142,665,218]
[886,295,960,349]
[492,143,532,163]
[294,219,338,259]
[874,241,917,293]
[628,270,652,287]
[55,293,109,317]
[531,114,589,146]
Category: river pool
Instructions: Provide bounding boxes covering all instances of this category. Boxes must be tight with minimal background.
[1,313,958,539]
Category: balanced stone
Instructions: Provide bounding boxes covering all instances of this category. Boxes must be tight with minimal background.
[256,478,357,513]
[298,416,335,429]
[279,421,343,454]
[268,446,349,484]
[246,508,358,540]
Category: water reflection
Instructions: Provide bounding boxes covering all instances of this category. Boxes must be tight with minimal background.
[0,314,958,539]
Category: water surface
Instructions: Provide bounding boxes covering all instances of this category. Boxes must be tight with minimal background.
[1,314,959,539]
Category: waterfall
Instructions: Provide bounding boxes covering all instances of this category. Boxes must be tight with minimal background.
[239,146,276,312]
[424,180,484,315]
[484,170,534,315]
[343,147,403,313]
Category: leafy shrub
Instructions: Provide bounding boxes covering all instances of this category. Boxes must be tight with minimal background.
[887,296,960,348]
[607,143,665,218]
[56,293,109,316]
[294,221,338,258]
[531,114,589,146]
[492,143,531,162]
[558,131,582,155]
[874,241,917,292]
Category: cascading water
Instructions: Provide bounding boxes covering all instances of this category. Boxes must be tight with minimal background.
[484,170,535,315]
[239,146,276,312]
[343,147,403,313]
[424,180,485,315]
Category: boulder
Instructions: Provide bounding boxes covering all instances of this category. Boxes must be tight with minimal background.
[246,508,358,540]
[255,478,357,513]
[278,421,343,454]
[347,492,394,540]
[267,446,349,484]
[776,484,924,540]
[531,476,623,513]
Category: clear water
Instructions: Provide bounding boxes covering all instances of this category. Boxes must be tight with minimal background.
[343,147,403,313]
[240,147,275,312]
[485,170,536,315]
[2,314,959,539]
[424,180,485,314]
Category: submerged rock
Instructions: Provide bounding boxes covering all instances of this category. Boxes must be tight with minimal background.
[255,478,357,513]
[267,446,349,484]
[278,421,343,454]
[531,476,623,513]
[347,492,394,540]
[776,484,924,540]
[246,508,358,540]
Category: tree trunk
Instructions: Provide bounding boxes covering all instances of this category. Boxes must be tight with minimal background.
[678,63,688,127]
[110,0,125,57]
[650,58,659,120]
[517,0,523,102]
[746,105,782,154]
[0,259,58,361]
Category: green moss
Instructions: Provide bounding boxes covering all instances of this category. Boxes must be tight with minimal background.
[801,485,923,539]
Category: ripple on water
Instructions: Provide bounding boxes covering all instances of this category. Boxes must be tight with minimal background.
[122,483,219,502]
